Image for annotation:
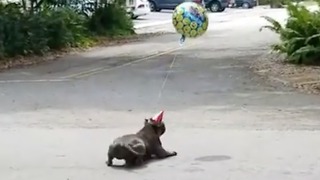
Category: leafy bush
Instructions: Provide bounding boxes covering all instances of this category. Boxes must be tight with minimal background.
[87,3,135,36]
[259,0,270,5]
[260,0,320,65]
[43,7,92,49]
[0,0,135,60]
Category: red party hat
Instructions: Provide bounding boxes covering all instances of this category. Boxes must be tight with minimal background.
[152,110,164,123]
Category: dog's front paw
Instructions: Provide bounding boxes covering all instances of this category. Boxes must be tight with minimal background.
[171,151,177,156]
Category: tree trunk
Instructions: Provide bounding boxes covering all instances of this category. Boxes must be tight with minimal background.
[21,0,27,10]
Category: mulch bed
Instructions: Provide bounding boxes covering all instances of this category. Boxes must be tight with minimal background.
[251,52,320,95]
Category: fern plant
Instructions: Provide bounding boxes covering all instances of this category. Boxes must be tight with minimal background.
[260,0,320,65]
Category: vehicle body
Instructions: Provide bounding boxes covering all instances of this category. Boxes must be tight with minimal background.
[126,0,151,19]
[204,0,228,12]
[230,0,257,8]
[148,0,228,12]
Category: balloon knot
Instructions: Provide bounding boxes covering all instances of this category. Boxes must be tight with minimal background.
[179,35,186,46]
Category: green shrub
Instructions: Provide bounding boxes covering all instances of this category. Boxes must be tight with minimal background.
[42,7,92,49]
[88,3,135,36]
[0,3,92,57]
[0,3,27,56]
[260,0,320,65]
[259,0,270,5]
[0,1,135,60]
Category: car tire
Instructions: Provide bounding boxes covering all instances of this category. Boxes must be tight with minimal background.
[149,1,161,12]
[242,2,250,9]
[209,1,221,12]
[218,7,225,12]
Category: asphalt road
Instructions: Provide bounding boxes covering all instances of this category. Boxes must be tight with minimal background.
[133,6,276,29]
[1,7,320,180]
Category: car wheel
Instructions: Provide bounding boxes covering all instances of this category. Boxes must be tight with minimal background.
[218,7,225,12]
[149,1,161,12]
[242,2,250,8]
[209,2,221,12]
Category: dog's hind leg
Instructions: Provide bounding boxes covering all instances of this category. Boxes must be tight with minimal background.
[106,154,113,166]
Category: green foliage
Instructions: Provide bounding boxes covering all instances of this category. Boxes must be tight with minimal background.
[88,3,135,36]
[0,0,135,60]
[259,0,270,5]
[42,7,92,49]
[260,0,320,65]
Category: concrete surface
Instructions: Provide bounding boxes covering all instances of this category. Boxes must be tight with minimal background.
[133,4,318,30]
[133,7,282,29]
[1,7,320,180]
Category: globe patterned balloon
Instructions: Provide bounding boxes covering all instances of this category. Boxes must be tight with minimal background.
[172,2,209,39]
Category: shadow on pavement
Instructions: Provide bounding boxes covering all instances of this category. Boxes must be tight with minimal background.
[194,155,232,162]
[106,157,174,171]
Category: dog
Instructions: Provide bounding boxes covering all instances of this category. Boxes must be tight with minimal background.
[106,111,177,167]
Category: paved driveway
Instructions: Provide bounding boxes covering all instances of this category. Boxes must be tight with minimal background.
[133,6,279,29]
[1,7,320,180]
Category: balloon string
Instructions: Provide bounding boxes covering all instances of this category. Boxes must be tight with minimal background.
[155,54,177,108]
[179,35,185,46]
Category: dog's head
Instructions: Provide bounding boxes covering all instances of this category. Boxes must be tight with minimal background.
[144,118,166,136]
[144,111,166,136]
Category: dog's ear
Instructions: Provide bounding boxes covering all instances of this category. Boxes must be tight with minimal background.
[144,118,149,125]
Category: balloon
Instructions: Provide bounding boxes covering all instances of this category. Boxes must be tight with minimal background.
[172,2,209,44]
